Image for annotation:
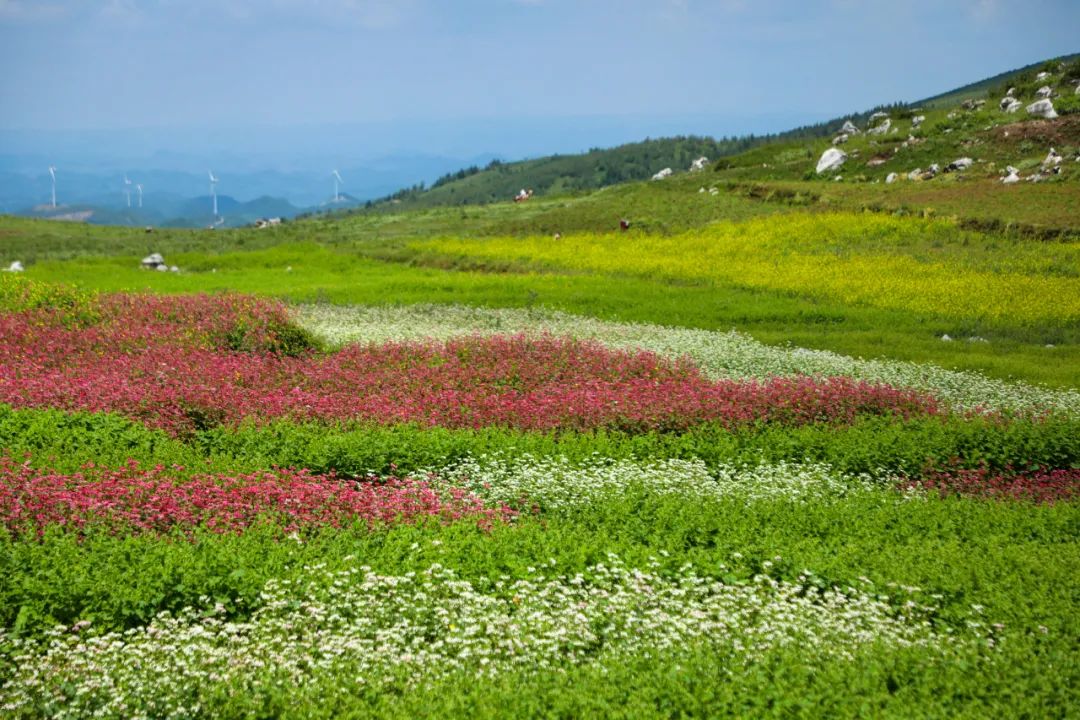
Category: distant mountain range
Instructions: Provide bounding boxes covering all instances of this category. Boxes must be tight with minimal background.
[16,193,367,229]
[0,152,497,227]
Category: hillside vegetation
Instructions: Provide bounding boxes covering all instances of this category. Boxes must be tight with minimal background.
[1,57,1080,719]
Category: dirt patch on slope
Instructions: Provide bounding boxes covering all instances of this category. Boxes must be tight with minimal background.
[988,116,1080,145]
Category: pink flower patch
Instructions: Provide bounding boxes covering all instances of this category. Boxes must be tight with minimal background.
[0,456,514,536]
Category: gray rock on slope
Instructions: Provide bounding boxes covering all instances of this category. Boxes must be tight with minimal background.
[945,158,973,172]
[867,118,892,136]
[815,147,847,174]
[1026,99,1058,119]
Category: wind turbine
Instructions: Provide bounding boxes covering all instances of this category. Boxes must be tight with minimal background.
[48,166,57,208]
[124,175,132,208]
[208,170,219,218]
[136,183,143,208]
[332,169,343,202]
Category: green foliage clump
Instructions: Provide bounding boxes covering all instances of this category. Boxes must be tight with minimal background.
[0,273,99,326]
[1053,93,1080,116]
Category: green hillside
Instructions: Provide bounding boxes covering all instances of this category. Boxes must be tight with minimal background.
[356,54,1079,214]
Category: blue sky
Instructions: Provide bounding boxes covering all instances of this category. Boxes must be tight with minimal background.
[1,0,1078,160]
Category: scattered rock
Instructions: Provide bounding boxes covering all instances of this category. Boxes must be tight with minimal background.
[651,168,673,181]
[840,120,861,134]
[1042,148,1063,169]
[868,112,889,123]
[1005,86,1015,97]
[1035,85,1054,99]
[815,147,847,174]
[945,157,974,172]
[833,175,843,182]
[4,261,24,272]
[941,334,952,342]
[867,118,892,136]
[155,264,168,272]
[1026,99,1058,119]
[689,156,709,172]
[867,157,888,167]
[699,187,706,193]
[961,99,986,110]
[886,172,898,184]
[907,168,923,181]
[832,133,849,145]
[1001,166,1021,184]
[141,253,166,270]
[911,115,925,128]
[169,266,179,273]
[968,336,989,343]
[1036,71,1051,81]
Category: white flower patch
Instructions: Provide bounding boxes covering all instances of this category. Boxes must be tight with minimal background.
[0,557,967,718]
[293,304,1080,416]
[416,455,887,511]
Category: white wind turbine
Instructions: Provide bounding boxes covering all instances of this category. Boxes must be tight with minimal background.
[332,169,343,202]
[208,170,219,218]
[136,183,143,208]
[48,166,57,208]
[124,175,132,208]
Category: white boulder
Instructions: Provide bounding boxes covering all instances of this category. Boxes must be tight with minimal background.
[1002,98,1022,113]
[840,120,861,134]
[868,112,889,122]
[1035,85,1053,99]
[1042,148,1063,169]
[946,157,974,172]
[885,172,898,184]
[1006,87,1015,97]
[689,156,709,172]
[815,147,847,174]
[911,115,925,128]
[651,168,673,181]
[1001,166,1020,184]
[5,261,24,272]
[1036,71,1050,81]
[1026,99,1058,119]
[867,118,892,136]
[907,168,922,181]
[141,253,166,270]
[155,264,168,272]
[832,133,849,145]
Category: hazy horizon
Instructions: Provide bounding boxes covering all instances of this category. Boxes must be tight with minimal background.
[2,0,1078,209]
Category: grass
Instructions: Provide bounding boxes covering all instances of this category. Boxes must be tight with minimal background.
[20,229,1079,387]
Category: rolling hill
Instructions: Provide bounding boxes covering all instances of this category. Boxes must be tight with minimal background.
[360,54,1080,213]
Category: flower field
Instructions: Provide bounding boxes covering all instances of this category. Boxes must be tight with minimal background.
[1,276,1078,717]
[421,213,1080,326]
